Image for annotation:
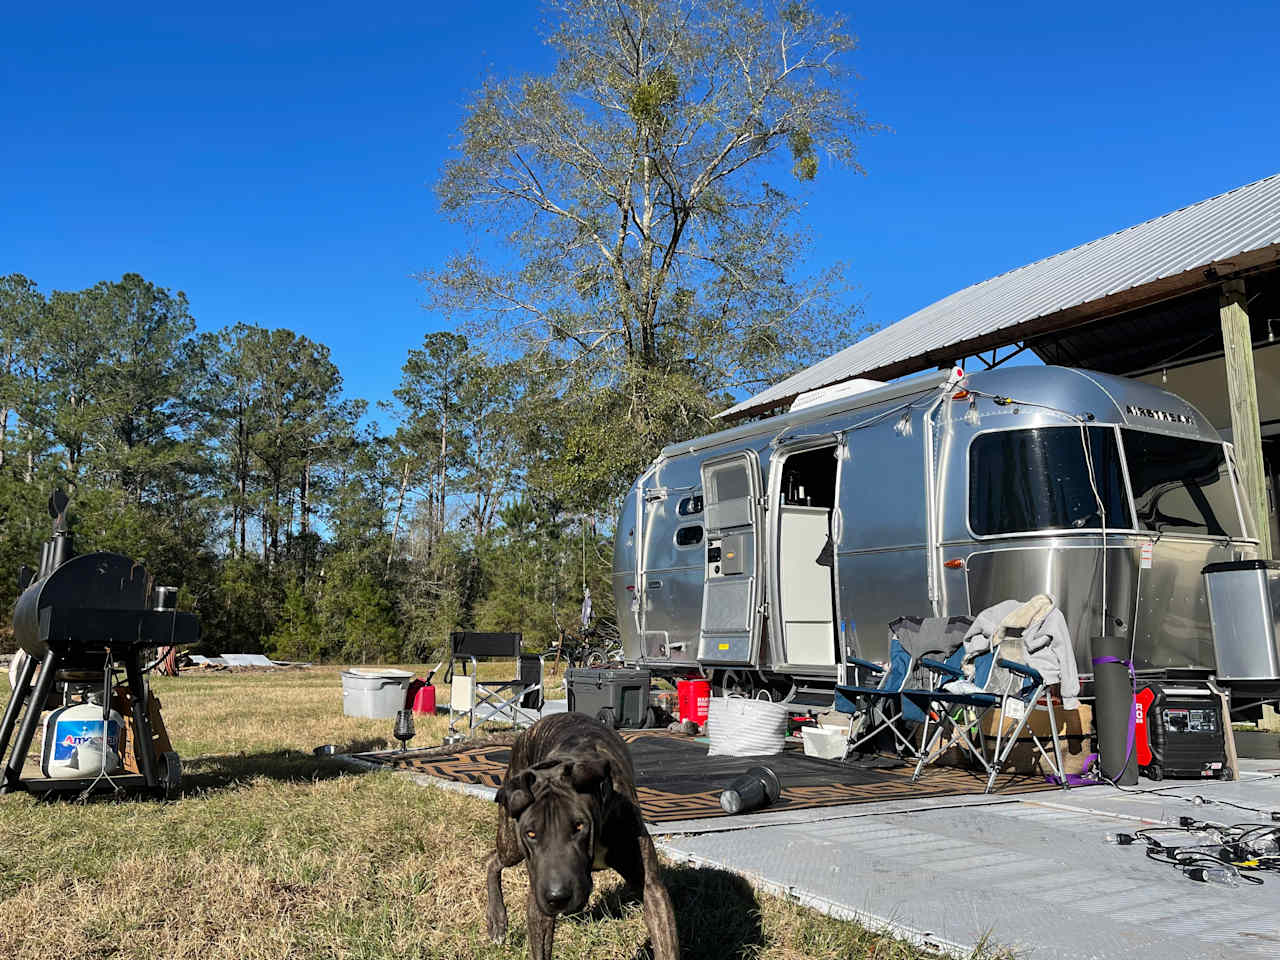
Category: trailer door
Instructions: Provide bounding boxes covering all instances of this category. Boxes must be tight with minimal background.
[699,451,764,665]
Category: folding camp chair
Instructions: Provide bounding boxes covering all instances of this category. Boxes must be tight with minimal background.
[446,632,546,735]
[835,624,920,761]
[908,636,1068,792]
[834,616,970,761]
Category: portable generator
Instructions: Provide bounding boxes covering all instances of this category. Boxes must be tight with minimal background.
[1134,682,1229,781]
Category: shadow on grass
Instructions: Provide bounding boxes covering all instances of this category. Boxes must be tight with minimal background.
[570,862,763,960]
[337,736,393,754]
[181,737,389,793]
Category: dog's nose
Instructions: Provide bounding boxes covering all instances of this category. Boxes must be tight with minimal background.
[544,884,572,910]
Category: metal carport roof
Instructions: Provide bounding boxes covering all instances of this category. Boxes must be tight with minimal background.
[720,172,1280,420]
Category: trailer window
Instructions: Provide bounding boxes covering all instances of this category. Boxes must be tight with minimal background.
[677,495,704,516]
[1122,431,1243,538]
[969,427,1130,536]
[675,525,703,547]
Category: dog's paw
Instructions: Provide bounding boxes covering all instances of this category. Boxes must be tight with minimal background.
[486,913,507,943]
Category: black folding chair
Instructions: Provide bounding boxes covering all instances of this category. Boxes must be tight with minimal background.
[447,632,545,734]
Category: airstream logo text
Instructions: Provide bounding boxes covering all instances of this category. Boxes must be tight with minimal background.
[1125,404,1194,425]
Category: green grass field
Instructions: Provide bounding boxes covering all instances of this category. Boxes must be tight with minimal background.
[0,664,997,959]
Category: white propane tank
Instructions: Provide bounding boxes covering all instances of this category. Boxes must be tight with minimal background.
[41,698,125,779]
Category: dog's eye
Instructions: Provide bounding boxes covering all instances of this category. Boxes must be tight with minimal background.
[573,822,585,833]
[525,830,537,840]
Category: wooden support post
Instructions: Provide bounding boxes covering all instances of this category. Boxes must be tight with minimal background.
[1220,279,1272,559]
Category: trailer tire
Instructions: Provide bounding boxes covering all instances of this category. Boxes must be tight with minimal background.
[160,751,182,801]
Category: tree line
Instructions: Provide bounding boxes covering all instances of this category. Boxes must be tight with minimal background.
[0,272,615,662]
[1,0,875,662]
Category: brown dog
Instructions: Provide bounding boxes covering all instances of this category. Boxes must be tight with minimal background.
[485,712,679,960]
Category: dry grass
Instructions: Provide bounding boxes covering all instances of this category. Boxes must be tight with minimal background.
[0,665,1003,960]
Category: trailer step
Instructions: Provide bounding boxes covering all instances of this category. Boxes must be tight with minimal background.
[782,685,836,711]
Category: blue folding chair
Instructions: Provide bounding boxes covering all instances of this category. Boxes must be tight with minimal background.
[908,641,1068,792]
[835,617,965,761]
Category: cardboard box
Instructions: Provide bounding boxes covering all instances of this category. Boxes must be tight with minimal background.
[980,702,1091,739]
[981,703,1093,776]
[930,703,1093,776]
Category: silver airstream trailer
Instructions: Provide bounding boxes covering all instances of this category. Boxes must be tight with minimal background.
[613,365,1277,704]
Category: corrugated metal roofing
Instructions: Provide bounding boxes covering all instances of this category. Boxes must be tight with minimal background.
[721,172,1280,419]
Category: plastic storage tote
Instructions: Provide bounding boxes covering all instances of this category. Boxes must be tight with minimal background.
[341,669,414,718]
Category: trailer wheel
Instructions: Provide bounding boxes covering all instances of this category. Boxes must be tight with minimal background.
[712,669,752,698]
[159,751,182,801]
[595,707,616,729]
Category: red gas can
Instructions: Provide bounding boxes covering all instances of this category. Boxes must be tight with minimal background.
[406,679,437,715]
[677,678,710,725]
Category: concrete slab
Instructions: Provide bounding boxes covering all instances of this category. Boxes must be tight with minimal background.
[348,737,1280,959]
[655,769,1280,959]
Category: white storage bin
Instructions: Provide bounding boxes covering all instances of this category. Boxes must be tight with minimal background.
[801,725,848,759]
[341,669,413,718]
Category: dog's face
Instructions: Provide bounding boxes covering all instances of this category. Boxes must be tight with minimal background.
[496,755,613,916]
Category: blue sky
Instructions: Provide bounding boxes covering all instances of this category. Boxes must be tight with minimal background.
[4,2,1279,413]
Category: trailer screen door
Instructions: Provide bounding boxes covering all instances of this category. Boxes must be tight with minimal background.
[699,451,763,665]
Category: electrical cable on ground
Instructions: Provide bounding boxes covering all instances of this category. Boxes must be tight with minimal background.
[1106,815,1280,885]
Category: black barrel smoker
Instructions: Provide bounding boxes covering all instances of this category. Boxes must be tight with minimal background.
[0,492,199,797]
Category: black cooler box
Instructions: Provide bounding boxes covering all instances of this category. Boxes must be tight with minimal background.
[566,667,653,729]
[1135,682,1229,780]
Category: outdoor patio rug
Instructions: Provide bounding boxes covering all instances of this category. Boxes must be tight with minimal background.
[355,730,1054,822]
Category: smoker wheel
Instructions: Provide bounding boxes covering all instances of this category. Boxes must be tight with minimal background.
[595,707,616,729]
[159,751,182,801]
[1143,764,1163,782]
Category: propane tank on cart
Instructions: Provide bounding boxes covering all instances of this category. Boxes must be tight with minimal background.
[40,690,126,779]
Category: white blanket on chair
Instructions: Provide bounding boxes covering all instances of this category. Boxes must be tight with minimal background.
[964,595,1081,709]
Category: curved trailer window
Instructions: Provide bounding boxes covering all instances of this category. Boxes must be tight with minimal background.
[1121,430,1243,539]
[969,427,1130,536]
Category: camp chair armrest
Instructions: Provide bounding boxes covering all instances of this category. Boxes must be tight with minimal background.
[997,658,1043,685]
[919,657,962,679]
[845,656,884,674]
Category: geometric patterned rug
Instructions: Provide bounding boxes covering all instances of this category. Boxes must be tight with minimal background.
[355,729,1054,822]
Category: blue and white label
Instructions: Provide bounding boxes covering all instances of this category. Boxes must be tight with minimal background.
[51,719,121,762]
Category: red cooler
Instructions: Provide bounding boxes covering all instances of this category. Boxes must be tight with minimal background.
[677,678,710,724]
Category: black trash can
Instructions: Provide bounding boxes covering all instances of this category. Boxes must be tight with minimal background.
[566,667,653,729]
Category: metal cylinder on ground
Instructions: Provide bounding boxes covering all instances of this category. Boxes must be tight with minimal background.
[1093,635,1139,785]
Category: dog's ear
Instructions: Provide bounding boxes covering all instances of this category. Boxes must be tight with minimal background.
[568,757,613,802]
[496,768,536,818]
